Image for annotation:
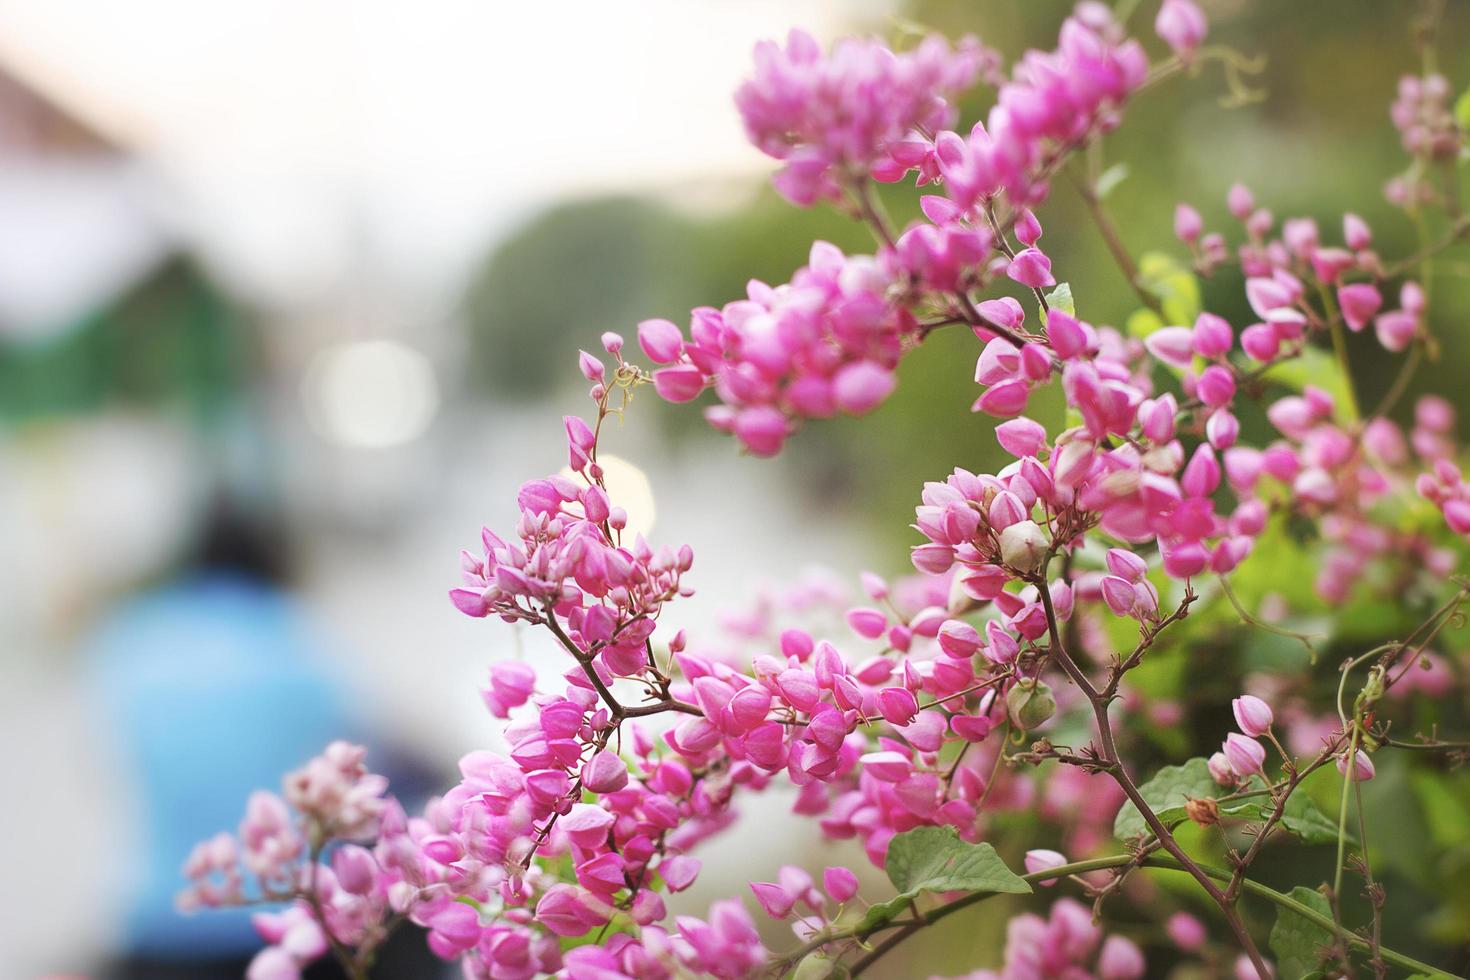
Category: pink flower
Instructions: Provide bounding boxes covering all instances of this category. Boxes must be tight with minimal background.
[1099,934,1146,980]
[1166,912,1208,952]
[1231,695,1274,737]
[1155,0,1207,57]
[1223,733,1266,776]
[1175,203,1203,243]
[1006,248,1057,288]
[637,318,684,363]
[1024,848,1068,885]
[1337,748,1376,781]
[1337,283,1382,332]
[823,866,860,903]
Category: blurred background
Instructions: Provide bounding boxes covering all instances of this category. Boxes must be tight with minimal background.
[2,1,1467,977]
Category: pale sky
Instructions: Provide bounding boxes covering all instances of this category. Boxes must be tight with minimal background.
[0,0,893,313]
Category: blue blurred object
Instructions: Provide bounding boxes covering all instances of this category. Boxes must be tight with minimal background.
[85,570,357,960]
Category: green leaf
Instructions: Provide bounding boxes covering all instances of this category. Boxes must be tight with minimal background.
[1268,886,1333,980]
[858,827,1031,932]
[1125,307,1165,339]
[1095,163,1130,200]
[793,952,850,980]
[1114,758,1219,839]
[1136,251,1201,325]
[1276,792,1344,845]
[1045,282,1075,318]
[1455,88,1470,131]
[886,826,1032,894]
[1217,792,1344,846]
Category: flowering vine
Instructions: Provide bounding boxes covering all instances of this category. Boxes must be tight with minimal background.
[183,3,1470,979]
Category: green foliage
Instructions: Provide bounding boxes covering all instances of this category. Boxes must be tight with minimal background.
[1115,758,1341,844]
[858,827,1030,932]
[1044,282,1075,318]
[1114,758,1220,839]
[793,953,850,980]
[1136,251,1201,326]
[1455,87,1470,132]
[1268,886,1333,980]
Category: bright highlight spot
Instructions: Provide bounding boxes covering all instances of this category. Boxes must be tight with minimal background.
[303,339,439,449]
[561,454,656,539]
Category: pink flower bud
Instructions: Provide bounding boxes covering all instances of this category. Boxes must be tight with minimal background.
[1443,499,1470,535]
[996,417,1048,458]
[1228,183,1255,220]
[1344,213,1372,250]
[1182,444,1221,497]
[1223,733,1266,776]
[1155,0,1207,57]
[582,751,629,794]
[1046,311,1089,360]
[1196,364,1237,407]
[1138,395,1178,443]
[630,890,665,926]
[659,855,700,892]
[1015,208,1043,246]
[1144,326,1196,368]
[1231,695,1274,737]
[1166,912,1208,952]
[652,364,706,402]
[877,687,919,727]
[578,350,605,384]
[1175,203,1203,243]
[1100,575,1138,617]
[823,866,859,903]
[974,379,1031,418]
[1337,283,1382,332]
[1006,248,1056,288]
[1019,343,1052,381]
[332,844,377,896]
[1098,935,1146,980]
[1402,280,1426,315]
[637,318,684,363]
[983,621,1020,665]
[1162,543,1209,579]
[834,360,897,415]
[1336,748,1375,781]
[1208,751,1236,784]
[1234,953,1275,979]
[1240,323,1280,362]
[937,619,982,658]
[1106,548,1149,582]
[846,607,889,639]
[1374,310,1418,352]
[749,881,795,919]
[988,490,1027,531]
[1193,313,1233,357]
[1024,848,1067,884]
[1207,409,1240,449]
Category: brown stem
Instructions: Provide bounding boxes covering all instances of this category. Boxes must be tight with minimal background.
[305,842,368,980]
[1069,170,1165,317]
[1035,559,1273,978]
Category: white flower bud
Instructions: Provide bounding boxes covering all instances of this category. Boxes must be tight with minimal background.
[999,519,1048,573]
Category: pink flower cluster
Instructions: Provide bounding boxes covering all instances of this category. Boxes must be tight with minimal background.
[736,29,992,206]
[639,242,915,456]
[179,743,394,979]
[928,5,1150,211]
[942,898,1145,980]
[184,6,1470,979]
